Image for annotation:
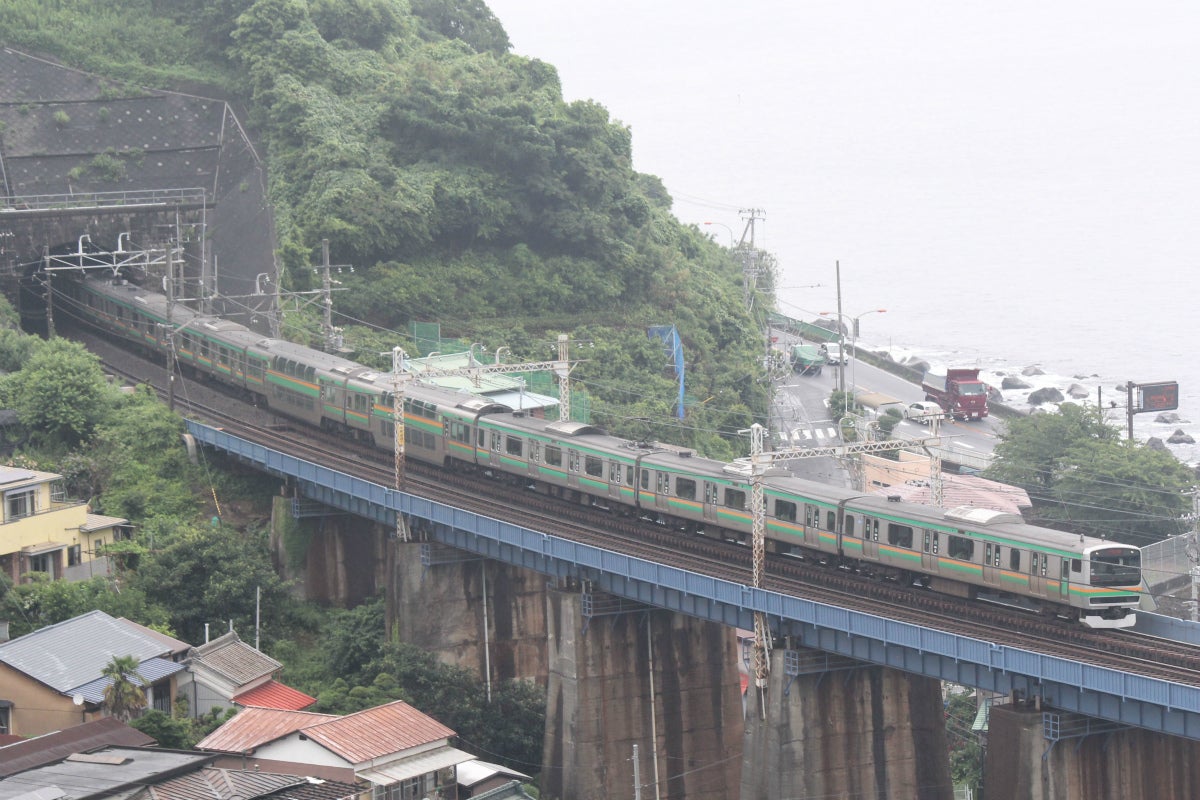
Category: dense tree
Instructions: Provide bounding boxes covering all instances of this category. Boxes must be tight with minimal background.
[984,405,1192,544]
[3,338,113,448]
[0,575,170,640]
[130,521,295,645]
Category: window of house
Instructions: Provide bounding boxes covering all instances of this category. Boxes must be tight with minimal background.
[6,489,35,521]
[0,704,10,735]
[68,545,82,566]
[29,552,52,573]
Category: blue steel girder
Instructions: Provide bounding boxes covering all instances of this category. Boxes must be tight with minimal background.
[185,420,1200,741]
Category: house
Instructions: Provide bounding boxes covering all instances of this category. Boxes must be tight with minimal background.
[0,745,213,800]
[197,700,476,798]
[183,630,315,717]
[0,464,131,583]
[0,717,155,778]
[0,610,189,737]
[456,760,535,799]
[127,766,362,800]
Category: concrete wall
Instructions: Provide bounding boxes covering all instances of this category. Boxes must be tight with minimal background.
[986,703,1200,799]
[741,647,953,800]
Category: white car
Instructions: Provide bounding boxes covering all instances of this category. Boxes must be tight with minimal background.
[905,401,942,424]
[821,342,845,365]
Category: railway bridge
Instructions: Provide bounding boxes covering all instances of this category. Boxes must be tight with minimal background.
[187,419,1200,800]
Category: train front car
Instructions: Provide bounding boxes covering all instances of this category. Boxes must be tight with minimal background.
[1076,543,1145,629]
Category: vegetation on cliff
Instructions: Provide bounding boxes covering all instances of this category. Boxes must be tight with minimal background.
[0,0,773,458]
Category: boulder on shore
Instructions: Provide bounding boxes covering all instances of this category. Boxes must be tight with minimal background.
[1155,412,1186,424]
[1022,366,1045,377]
[1002,376,1032,390]
[1028,387,1065,405]
[1066,383,1091,399]
[1146,437,1169,452]
[1167,429,1196,445]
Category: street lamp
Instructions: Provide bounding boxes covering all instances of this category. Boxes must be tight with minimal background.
[703,221,735,247]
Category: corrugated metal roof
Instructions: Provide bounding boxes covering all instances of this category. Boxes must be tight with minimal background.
[302,700,455,764]
[0,718,154,778]
[116,618,190,658]
[357,746,474,785]
[455,759,530,788]
[0,610,175,693]
[71,656,186,703]
[81,513,129,532]
[233,679,316,711]
[195,708,336,754]
[0,746,212,800]
[190,632,280,685]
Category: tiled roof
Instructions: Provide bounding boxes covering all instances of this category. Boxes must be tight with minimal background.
[195,708,336,754]
[0,610,175,694]
[302,700,455,764]
[0,718,154,778]
[190,631,280,685]
[141,767,359,800]
[233,679,316,711]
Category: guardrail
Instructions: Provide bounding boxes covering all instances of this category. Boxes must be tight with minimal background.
[1,188,207,212]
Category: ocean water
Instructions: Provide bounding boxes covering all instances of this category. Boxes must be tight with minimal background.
[489,1,1200,466]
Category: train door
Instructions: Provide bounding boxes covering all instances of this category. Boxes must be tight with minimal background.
[653,470,669,512]
[702,481,719,523]
[981,541,1002,587]
[1056,556,1071,600]
[861,516,880,560]
[1028,551,1048,597]
[921,529,940,572]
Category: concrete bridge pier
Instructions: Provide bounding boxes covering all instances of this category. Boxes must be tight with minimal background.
[740,645,953,800]
[984,702,1200,799]
[541,585,744,800]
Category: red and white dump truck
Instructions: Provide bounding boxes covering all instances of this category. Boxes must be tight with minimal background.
[922,368,989,420]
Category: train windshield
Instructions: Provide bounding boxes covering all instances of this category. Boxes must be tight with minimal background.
[1089,547,1141,587]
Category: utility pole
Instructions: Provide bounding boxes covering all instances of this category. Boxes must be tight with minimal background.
[389,346,410,542]
[42,247,55,338]
[835,260,845,395]
[737,208,765,313]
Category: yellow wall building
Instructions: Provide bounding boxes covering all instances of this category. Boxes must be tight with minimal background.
[0,465,130,584]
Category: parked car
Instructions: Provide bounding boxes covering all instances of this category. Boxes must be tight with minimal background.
[905,401,942,424]
[821,342,845,365]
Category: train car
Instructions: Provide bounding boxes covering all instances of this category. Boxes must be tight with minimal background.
[57,272,1145,628]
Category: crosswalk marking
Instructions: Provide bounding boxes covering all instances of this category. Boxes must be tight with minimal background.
[786,427,839,443]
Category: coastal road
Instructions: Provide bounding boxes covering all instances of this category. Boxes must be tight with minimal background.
[769,343,1005,479]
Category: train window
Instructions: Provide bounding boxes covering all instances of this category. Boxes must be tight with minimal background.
[887,524,913,548]
[641,470,650,490]
[931,532,939,554]
[355,394,368,413]
[676,478,697,500]
[491,432,502,452]
[626,465,634,485]
[546,445,563,467]
[870,519,879,542]
[609,462,621,483]
[947,535,974,561]
[1071,558,1081,573]
[656,472,667,494]
[993,546,1001,568]
[1030,553,1039,574]
[805,505,819,528]
[448,421,471,444]
[704,482,717,504]
[478,429,486,447]
[923,530,930,552]
[1010,549,1021,571]
[568,450,580,473]
[506,436,523,457]
[1061,560,1070,581]
[826,511,836,530]
[725,489,746,510]
[584,455,603,477]
[844,514,855,536]
[530,441,540,462]
[1041,557,1049,578]
[775,500,797,523]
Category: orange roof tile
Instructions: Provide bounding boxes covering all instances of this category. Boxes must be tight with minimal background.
[301,700,455,764]
[233,679,316,711]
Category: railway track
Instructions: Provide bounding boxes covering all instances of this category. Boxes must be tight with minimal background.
[79,329,1200,686]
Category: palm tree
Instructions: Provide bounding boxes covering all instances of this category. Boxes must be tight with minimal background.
[101,654,148,721]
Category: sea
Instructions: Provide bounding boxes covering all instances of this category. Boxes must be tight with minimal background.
[488,1,1200,467]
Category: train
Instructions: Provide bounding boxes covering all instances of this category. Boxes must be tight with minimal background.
[56,271,1147,629]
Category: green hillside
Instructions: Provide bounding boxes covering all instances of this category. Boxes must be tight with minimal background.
[0,0,771,459]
